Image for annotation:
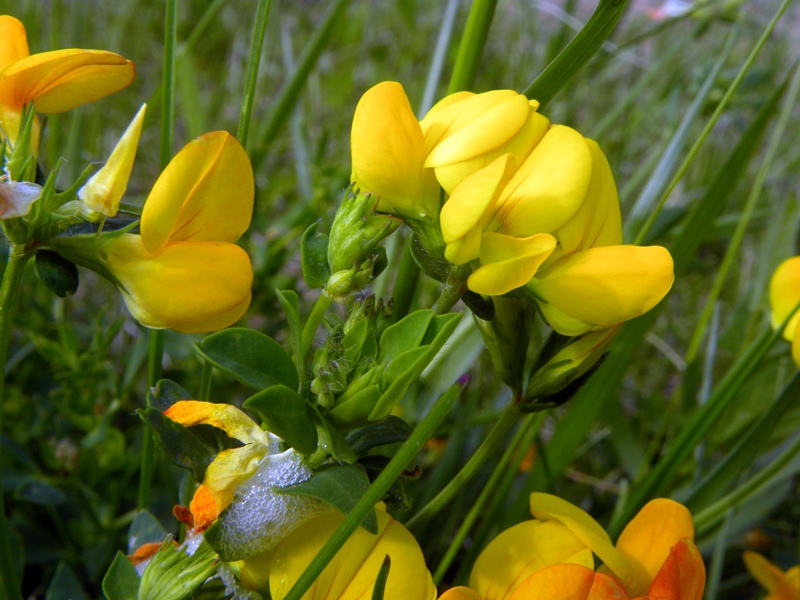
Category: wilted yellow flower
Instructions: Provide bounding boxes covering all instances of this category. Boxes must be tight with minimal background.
[240,505,436,600]
[439,493,704,600]
[744,551,800,600]
[770,256,800,366]
[78,104,146,218]
[104,131,253,333]
[0,15,135,152]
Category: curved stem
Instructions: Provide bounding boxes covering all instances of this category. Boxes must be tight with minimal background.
[0,243,31,600]
[406,402,521,531]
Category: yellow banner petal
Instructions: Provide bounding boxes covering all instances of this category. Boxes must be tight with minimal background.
[0,16,30,72]
[141,131,253,253]
[350,81,438,219]
[491,126,592,237]
[0,48,134,112]
[608,500,694,596]
[164,400,269,445]
[270,508,436,600]
[530,245,674,334]
[468,232,556,296]
[508,564,630,600]
[105,235,253,333]
[469,520,594,600]
[555,138,622,256]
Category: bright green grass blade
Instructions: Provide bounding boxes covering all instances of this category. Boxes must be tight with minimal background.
[448,0,498,93]
[625,22,738,230]
[251,0,349,171]
[237,0,272,148]
[684,58,800,364]
[523,0,629,109]
[686,371,800,512]
[633,0,794,245]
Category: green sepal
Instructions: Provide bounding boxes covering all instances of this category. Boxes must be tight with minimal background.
[346,416,413,456]
[102,551,141,600]
[34,250,79,298]
[196,328,299,391]
[326,384,382,430]
[243,385,318,455]
[313,413,357,464]
[301,222,331,289]
[371,556,391,600]
[138,541,217,600]
[4,102,37,182]
[378,310,434,364]
[277,463,377,533]
[137,408,217,483]
[146,379,191,411]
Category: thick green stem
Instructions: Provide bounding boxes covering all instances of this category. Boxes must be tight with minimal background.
[282,380,465,600]
[448,0,498,93]
[433,412,539,584]
[406,402,522,531]
[0,243,29,600]
[431,269,467,315]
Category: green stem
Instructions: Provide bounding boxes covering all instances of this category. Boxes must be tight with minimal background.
[431,269,467,315]
[433,412,539,584]
[447,0,498,93]
[198,360,213,401]
[390,240,420,321]
[282,380,465,600]
[0,243,29,600]
[406,402,521,531]
[300,293,333,363]
[237,0,272,148]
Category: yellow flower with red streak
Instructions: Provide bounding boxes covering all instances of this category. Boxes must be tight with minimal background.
[744,552,800,600]
[770,257,800,366]
[439,493,704,600]
[0,15,135,152]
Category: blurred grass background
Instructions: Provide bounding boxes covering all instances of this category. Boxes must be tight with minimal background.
[2,0,800,597]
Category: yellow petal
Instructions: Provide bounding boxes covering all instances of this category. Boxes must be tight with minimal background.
[0,48,134,112]
[422,91,474,121]
[270,508,436,600]
[468,232,556,296]
[508,564,630,600]
[438,588,484,600]
[444,226,482,266]
[470,519,594,600]
[643,538,705,600]
[530,245,674,336]
[743,552,800,600]
[190,443,268,531]
[141,131,254,253]
[770,257,800,337]
[104,234,253,333]
[350,81,438,219]
[555,138,622,256]
[0,16,29,71]
[164,400,270,445]
[78,104,146,216]
[529,493,635,590]
[605,500,694,596]
[491,126,592,237]
[240,551,274,591]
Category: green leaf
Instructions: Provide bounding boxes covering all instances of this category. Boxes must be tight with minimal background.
[46,562,90,600]
[128,510,169,555]
[347,416,414,456]
[243,385,318,455]
[137,408,216,483]
[301,222,331,289]
[315,414,357,463]
[326,384,382,430]
[147,379,192,412]
[378,310,433,364]
[278,463,377,533]
[34,250,79,298]
[102,551,140,600]
[14,476,65,506]
[196,328,299,391]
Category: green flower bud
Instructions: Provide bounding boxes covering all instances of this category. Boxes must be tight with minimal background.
[137,540,217,600]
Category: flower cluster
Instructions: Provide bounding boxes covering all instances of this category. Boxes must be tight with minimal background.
[350,82,674,336]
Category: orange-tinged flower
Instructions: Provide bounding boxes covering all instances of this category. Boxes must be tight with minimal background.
[743,552,800,600]
[769,256,800,366]
[0,15,135,151]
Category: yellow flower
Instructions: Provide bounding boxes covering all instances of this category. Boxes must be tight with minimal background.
[0,15,135,152]
[744,551,800,600]
[103,131,254,333]
[165,400,324,561]
[240,505,436,600]
[769,256,800,366]
[439,493,705,600]
[350,81,440,220]
[78,104,146,218]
